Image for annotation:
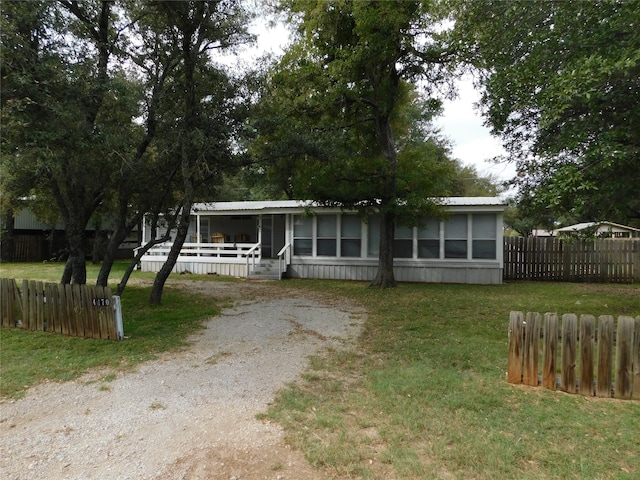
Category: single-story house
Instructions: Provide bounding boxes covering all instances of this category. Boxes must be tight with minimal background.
[554,221,640,239]
[138,197,506,284]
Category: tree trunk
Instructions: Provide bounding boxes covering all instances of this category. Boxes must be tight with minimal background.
[96,229,126,287]
[370,115,399,288]
[92,229,109,264]
[370,210,397,288]
[149,198,193,304]
[61,218,87,284]
[116,230,171,296]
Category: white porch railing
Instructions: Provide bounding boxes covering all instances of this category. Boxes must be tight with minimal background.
[277,243,292,280]
[141,242,261,264]
[245,243,261,276]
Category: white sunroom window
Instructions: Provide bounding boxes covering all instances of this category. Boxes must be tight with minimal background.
[293,215,312,256]
[445,214,468,259]
[367,216,381,258]
[418,217,440,258]
[472,214,497,259]
[394,224,413,258]
[341,215,362,257]
[317,215,337,256]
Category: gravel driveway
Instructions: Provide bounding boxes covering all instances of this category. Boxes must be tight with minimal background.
[0,281,365,480]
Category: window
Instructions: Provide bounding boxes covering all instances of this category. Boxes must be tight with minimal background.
[341,215,362,257]
[472,214,497,259]
[293,215,312,256]
[394,225,413,258]
[445,214,467,259]
[418,218,440,258]
[368,216,381,258]
[317,215,337,256]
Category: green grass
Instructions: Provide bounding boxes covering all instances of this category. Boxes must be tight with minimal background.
[264,280,640,479]
[0,261,220,399]
[2,262,639,478]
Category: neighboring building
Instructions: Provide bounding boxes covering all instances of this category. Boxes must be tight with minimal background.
[139,197,506,284]
[554,221,640,239]
[0,207,140,262]
[531,229,554,237]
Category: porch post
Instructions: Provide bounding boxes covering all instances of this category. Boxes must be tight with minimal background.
[196,213,201,243]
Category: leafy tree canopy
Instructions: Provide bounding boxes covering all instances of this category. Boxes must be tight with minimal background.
[251,0,462,287]
[456,0,640,227]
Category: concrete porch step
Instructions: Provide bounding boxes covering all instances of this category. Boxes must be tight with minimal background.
[248,259,282,280]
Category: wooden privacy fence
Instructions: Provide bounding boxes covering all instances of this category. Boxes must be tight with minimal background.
[507,312,640,400]
[503,237,640,283]
[0,278,123,340]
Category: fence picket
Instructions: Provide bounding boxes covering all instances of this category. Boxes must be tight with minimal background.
[11,279,21,326]
[561,314,578,393]
[633,317,640,398]
[36,281,45,331]
[507,311,524,383]
[82,284,94,339]
[523,312,540,386]
[72,284,84,337]
[27,281,37,331]
[542,313,558,390]
[597,316,614,398]
[579,315,595,396]
[615,316,635,399]
[59,283,70,336]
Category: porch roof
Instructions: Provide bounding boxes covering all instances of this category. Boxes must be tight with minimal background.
[192,197,505,216]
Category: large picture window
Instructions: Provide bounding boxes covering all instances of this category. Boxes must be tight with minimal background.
[472,214,497,259]
[445,214,468,259]
[341,215,362,257]
[293,215,312,256]
[418,218,440,258]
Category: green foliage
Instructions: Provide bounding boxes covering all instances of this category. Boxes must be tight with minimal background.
[252,1,461,286]
[455,0,640,226]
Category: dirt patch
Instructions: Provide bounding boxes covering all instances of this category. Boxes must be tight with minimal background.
[0,280,366,479]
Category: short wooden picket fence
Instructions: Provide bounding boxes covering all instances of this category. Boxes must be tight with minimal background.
[0,278,122,340]
[507,312,640,400]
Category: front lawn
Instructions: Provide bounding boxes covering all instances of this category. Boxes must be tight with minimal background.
[1,262,638,478]
[265,280,640,479]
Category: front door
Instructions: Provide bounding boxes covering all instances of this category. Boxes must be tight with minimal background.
[262,216,273,258]
[260,215,286,258]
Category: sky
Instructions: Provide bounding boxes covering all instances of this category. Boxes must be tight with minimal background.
[246,20,516,185]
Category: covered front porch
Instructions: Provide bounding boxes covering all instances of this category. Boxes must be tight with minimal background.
[139,201,304,278]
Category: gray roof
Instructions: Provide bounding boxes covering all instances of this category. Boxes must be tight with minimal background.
[192,197,505,214]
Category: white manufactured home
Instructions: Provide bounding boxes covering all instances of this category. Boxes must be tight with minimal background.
[139,197,506,284]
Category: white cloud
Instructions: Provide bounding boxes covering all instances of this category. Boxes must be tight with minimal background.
[436,77,514,182]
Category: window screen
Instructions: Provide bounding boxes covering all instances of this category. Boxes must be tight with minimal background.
[445,214,467,259]
[341,215,361,257]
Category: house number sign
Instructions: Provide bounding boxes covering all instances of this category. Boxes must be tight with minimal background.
[92,298,111,307]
